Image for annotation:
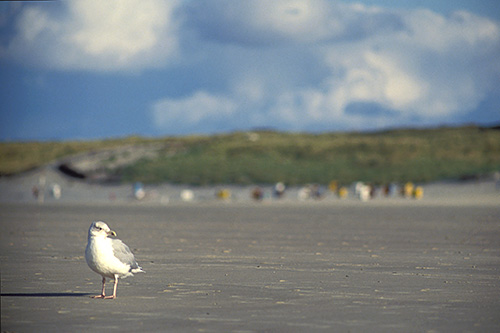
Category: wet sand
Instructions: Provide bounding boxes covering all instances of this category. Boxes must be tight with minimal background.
[1,201,499,332]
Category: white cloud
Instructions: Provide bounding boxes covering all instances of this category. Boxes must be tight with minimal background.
[261,7,500,130]
[320,50,427,116]
[152,91,237,132]
[70,1,167,57]
[2,1,499,132]
[2,0,181,71]
[404,9,500,52]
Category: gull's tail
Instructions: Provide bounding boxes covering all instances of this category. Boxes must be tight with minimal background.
[131,266,145,274]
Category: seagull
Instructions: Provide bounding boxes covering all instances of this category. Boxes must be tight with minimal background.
[85,221,144,299]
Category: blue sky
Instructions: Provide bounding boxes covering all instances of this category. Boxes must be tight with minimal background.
[1,0,499,141]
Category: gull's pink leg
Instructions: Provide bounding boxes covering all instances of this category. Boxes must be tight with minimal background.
[103,275,118,299]
[91,276,106,298]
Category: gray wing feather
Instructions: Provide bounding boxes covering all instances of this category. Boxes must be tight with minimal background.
[111,238,139,270]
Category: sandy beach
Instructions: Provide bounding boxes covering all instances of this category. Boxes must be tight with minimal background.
[2,0,499,330]
[1,170,500,332]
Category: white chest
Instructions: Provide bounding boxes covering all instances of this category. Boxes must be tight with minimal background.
[86,237,129,278]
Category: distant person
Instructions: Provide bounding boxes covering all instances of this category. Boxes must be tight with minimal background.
[133,182,145,200]
[355,182,370,201]
[251,187,264,201]
[37,174,46,203]
[338,186,348,199]
[389,183,398,197]
[359,185,370,202]
[329,181,338,193]
[298,186,311,201]
[369,184,376,199]
[273,182,286,199]
[311,184,323,200]
[216,188,231,200]
[382,184,390,197]
[181,189,194,202]
[32,186,39,199]
[51,184,61,199]
[413,186,424,199]
[403,182,414,198]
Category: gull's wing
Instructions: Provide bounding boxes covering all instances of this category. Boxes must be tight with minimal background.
[111,238,140,270]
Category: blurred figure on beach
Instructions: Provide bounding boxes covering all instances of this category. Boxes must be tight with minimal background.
[273,182,286,199]
[338,186,348,199]
[403,182,414,198]
[32,186,39,200]
[35,174,46,203]
[251,187,264,201]
[359,185,370,202]
[389,183,398,197]
[311,184,323,199]
[181,189,194,202]
[216,188,231,200]
[413,186,424,199]
[329,181,338,193]
[51,183,61,199]
[298,184,323,200]
[382,184,390,197]
[133,182,145,200]
[355,182,370,201]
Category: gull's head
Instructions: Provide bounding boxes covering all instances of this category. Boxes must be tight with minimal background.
[88,221,117,238]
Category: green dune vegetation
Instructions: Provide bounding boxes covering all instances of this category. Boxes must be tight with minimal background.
[1,126,499,185]
[0,136,161,176]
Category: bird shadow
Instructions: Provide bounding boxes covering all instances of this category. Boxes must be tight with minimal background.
[1,292,92,297]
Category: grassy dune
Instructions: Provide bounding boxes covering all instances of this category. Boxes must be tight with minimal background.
[0,136,167,175]
[1,126,499,185]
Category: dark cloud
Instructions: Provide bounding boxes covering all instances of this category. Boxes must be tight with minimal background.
[184,0,405,46]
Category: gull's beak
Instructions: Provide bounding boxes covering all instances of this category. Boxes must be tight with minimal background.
[109,230,117,237]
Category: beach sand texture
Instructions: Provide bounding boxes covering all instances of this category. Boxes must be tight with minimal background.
[1,200,499,332]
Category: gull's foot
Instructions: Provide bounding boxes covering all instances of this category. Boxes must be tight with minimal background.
[91,295,105,299]
[103,295,116,299]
